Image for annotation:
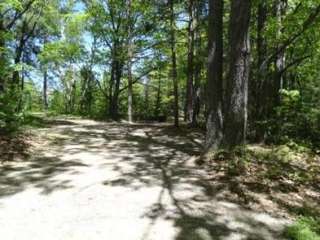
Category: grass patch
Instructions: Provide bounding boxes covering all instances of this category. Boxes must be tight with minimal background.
[285,217,320,240]
[23,113,48,128]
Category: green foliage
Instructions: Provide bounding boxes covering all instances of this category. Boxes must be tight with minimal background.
[247,143,319,184]
[0,82,42,133]
[50,90,65,114]
[227,146,251,176]
[0,88,24,133]
[0,0,23,11]
[268,89,320,148]
[286,217,320,240]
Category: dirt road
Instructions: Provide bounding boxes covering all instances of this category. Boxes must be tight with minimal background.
[0,119,289,240]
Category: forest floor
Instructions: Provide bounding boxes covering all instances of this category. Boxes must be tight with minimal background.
[0,116,319,240]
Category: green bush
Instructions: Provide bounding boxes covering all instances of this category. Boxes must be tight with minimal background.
[269,90,320,149]
[286,217,320,240]
[0,88,24,133]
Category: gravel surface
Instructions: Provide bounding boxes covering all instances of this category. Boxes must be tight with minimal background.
[0,119,289,240]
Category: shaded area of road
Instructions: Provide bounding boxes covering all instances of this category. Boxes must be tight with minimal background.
[0,118,288,240]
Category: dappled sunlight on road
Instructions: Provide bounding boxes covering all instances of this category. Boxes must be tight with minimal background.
[0,119,289,240]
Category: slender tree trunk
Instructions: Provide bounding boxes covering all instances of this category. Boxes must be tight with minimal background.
[254,1,268,141]
[155,71,162,118]
[108,61,115,116]
[0,18,5,93]
[127,0,133,123]
[70,68,77,113]
[80,68,87,114]
[274,0,287,104]
[257,2,268,79]
[43,67,48,110]
[144,79,150,118]
[21,51,25,91]
[13,42,24,86]
[169,0,179,127]
[223,0,251,149]
[193,61,201,126]
[43,36,49,110]
[127,60,133,123]
[192,1,202,125]
[185,0,195,123]
[205,0,224,150]
[13,21,28,87]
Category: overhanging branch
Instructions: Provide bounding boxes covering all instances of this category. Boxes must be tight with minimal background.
[260,4,320,72]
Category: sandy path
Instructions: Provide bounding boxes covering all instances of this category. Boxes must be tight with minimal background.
[0,119,289,240]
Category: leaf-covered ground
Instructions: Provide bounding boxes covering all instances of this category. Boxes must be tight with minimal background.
[199,144,320,220]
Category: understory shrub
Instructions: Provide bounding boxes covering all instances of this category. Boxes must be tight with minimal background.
[285,217,320,240]
[268,89,320,149]
[0,88,24,133]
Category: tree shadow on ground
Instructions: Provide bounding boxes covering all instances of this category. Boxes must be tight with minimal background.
[64,122,287,240]
[0,155,88,197]
[0,120,292,239]
[203,148,320,220]
[0,117,86,197]
[24,114,79,128]
[0,133,31,162]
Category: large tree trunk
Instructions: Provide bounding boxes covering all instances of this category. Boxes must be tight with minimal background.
[169,0,179,127]
[185,0,195,123]
[205,0,224,150]
[223,0,251,149]
[109,60,122,120]
[109,50,123,120]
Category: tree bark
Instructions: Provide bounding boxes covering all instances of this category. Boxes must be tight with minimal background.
[154,71,162,119]
[260,4,320,70]
[127,59,133,123]
[42,36,49,110]
[274,0,287,104]
[144,78,150,118]
[0,18,5,92]
[13,31,25,86]
[169,0,179,127]
[5,0,35,30]
[109,60,122,120]
[254,1,268,141]
[109,49,123,120]
[185,0,195,123]
[205,0,224,150]
[43,67,48,110]
[192,0,203,126]
[12,20,37,87]
[127,0,133,123]
[223,0,251,149]
[108,59,115,116]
